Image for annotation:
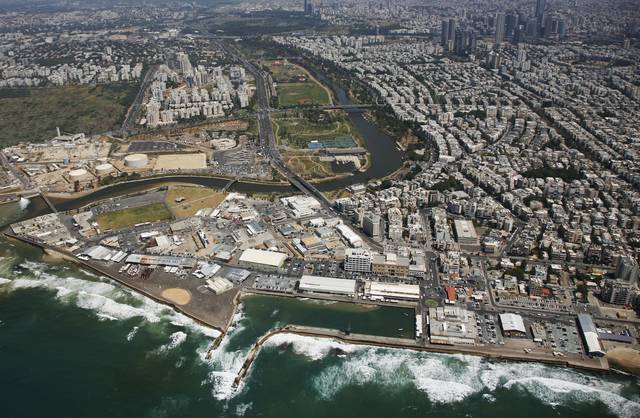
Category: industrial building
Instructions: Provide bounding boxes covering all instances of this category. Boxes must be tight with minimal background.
[336,223,363,247]
[577,314,605,356]
[428,306,478,345]
[238,248,287,272]
[363,281,420,302]
[498,313,526,337]
[206,277,234,294]
[280,195,321,218]
[298,275,357,297]
[125,254,195,268]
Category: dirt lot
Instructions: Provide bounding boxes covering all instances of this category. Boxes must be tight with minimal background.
[154,153,208,170]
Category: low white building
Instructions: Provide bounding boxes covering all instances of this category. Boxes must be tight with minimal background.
[363,281,420,302]
[499,313,526,337]
[238,248,287,272]
[298,275,357,297]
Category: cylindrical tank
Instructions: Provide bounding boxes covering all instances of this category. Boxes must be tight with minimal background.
[95,163,115,176]
[69,168,88,180]
[124,153,148,168]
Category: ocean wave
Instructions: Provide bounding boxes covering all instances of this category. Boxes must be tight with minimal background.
[256,333,639,417]
[264,332,359,361]
[198,309,250,401]
[156,331,188,353]
[0,277,12,285]
[127,326,140,341]
[234,402,253,417]
[5,267,220,339]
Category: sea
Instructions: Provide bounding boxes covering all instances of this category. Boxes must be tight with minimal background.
[0,198,639,418]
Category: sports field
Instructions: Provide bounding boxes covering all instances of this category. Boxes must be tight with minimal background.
[262,60,332,107]
[277,82,331,107]
[272,111,357,149]
[96,202,172,231]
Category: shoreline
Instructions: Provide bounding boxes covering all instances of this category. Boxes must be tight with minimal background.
[232,324,612,388]
[4,231,238,350]
[5,230,618,384]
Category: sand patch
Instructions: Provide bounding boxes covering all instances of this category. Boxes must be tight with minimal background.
[161,288,192,306]
[154,153,207,170]
[606,347,640,375]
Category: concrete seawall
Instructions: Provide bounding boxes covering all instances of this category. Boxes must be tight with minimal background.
[232,324,610,388]
[4,231,238,348]
[4,231,613,390]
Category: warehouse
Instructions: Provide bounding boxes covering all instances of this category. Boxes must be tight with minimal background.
[498,313,527,337]
[125,254,195,268]
[428,306,478,345]
[577,314,605,356]
[298,275,357,297]
[206,277,234,294]
[238,248,287,272]
[336,223,363,248]
[363,281,420,302]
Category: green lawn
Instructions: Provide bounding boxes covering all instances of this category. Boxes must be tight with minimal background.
[96,202,172,231]
[277,82,331,107]
[0,83,138,146]
[260,59,331,107]
[272,111,357,148]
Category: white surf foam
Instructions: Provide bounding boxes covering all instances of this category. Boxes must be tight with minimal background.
[305,343,640,417]
[264,332,359,361]
[198,309,251,401]
[18,197,30,210]
[234,402,253,417]
[127,326,140,341]
[0,277,12,285]
[6,266,220,339]
[158,331,188,352]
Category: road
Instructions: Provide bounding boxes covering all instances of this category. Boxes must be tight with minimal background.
[216,38,383,251]
[121,64,159,136]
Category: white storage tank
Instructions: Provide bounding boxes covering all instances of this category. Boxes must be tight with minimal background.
[95,163,115,176]
[124,153,148,168]
[69,168,88,180]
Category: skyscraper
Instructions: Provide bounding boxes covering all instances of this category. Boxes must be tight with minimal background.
[535,0,546,20]
[536,0,547,37]
[448,18,457,44]
[454,28,465,56]
[495,12,506,45]
[447,18,457,51]
[441,20,450,47]
[505,12,518,38]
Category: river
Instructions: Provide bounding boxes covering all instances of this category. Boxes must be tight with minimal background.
[43,65,403,212]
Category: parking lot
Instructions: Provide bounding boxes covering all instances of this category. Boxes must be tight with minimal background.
[477,313,504,345]
[128,141,183,152]
[544,321,583,354]
[253,274,298,293]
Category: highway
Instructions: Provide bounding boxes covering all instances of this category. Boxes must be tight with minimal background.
[216,39,383,251]
[120,64,159,136]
